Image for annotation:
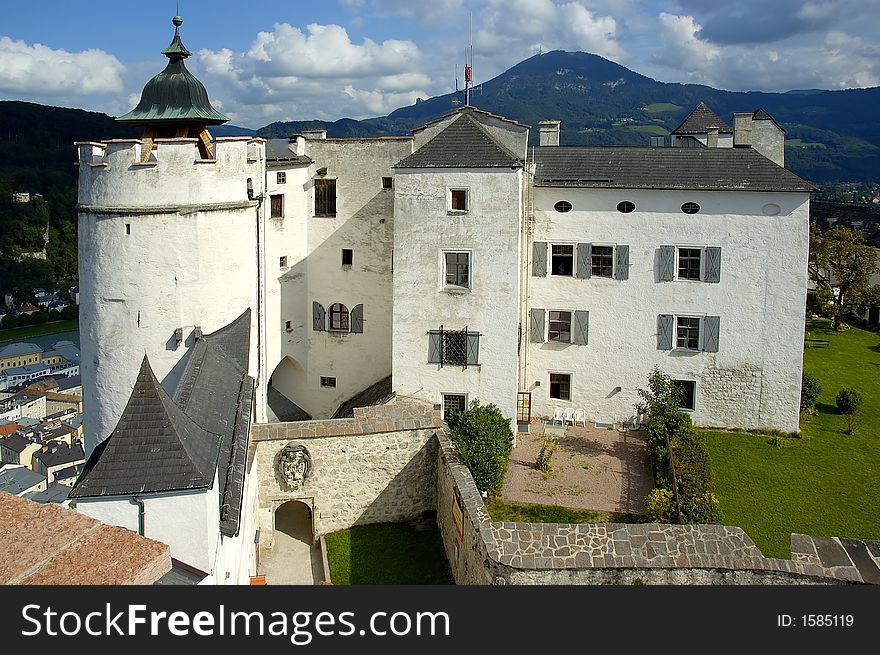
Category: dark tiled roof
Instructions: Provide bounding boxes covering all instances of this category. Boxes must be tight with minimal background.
[0,467,45,494]
[413,106,529,133]
[267,386,311,422]
[811,201,880,247]
[672,102,732,135]
[331,375,394,419]
[33,442,85,469]
[1,433,34,453]
[154,558,209,585]
[532,146,816,192]
[266,139,313,166]
[70,357,221,498]
[23,482,70,505]
[53,463,84,481]
[395,113,522,169]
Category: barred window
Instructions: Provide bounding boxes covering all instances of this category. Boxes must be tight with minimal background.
[428,328,480,367]
[591,245,614,278]
[442,330,468,366]
[443,394,467,421]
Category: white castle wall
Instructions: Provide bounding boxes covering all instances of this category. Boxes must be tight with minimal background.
[526,187,810,432]
[77,138,265,453]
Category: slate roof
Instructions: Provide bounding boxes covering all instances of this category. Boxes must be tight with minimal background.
[395,113,523,169]
[331,375,394,419]
[811,201,880,248]
[1,433,34,453]
[532,146,816,192]
[0,342,42,359]
[53,463,84,481]
[23,482,70,505]
[412,106,530,133]
[751,108,784,132]
[672,102,732,135]
[0,467,45,495]
[267,386,311,423]
[266,139,313,167]
[33,443,85,469]
[70,357,221,498]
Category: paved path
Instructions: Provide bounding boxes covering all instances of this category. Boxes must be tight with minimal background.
[259,503,323,585]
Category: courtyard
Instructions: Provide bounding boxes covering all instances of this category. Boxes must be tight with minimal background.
[502,419,652,515]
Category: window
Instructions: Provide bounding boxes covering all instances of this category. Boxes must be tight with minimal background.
[548,310,572,343]
[329,303,350,332]
[554,200,572,213]
[616,201,635,213]
[277,171,286,184]
[442,394,467,421]
[591,245,614,278]
[681,202,701,214]
[270,194,284,218]
[285,320,292,331]
[382,177,393,190]
[320,376,337,388]
[444,252,470,288]
[428,328,480,366]
[549,373,571,401]
[676,316,701,350]
[125,223,131,235]
[677,248,701,281]
[551,244,574,276]
[342,249,353,266]
[449,188,468,212]
[674,380,696,411]
[279,256,288,269]
[315,179,336,216]
[442,330,468,365]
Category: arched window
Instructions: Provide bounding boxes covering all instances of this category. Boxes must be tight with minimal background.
[681,202,701,214]
[329,303,350,331]
[616,201,635,213]
[554,200,572,213]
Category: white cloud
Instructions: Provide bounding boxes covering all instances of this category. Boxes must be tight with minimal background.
[0,37,125,96]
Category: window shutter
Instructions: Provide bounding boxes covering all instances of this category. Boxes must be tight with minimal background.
[573,310,589,345]
[312,302,325,331]
[466,332,480,365]
[659,246,675,281]
[428,331,442,363]
[702,316,720,352]
[657,314,673,350]
[532,242,548,277]
[576,243,592,279]
[350,304,364,333]
[704,247,721,283]
[615,245,629,280]
[530,309,545,343]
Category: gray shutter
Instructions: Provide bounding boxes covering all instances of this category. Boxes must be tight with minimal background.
[530,309,545,343]
[466,332,480,365]
[428,331,441,363]
[576,243,592,279]
[704,247,721,283]
[350,304,364,333]
[659,246,675,282]
[657,314,673,350]
[615,245,629,280]
[312,302,325,331]
[532,242,548,277]
[572,310,589,345]
[702,316,720,352]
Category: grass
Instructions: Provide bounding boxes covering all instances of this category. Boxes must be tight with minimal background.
[625,125,670,136]
[324,522,453,585]
[784,139,827,149]
[642,102,682,113]
[703,319,880,559]
[484,497,647,524]
[0,319,78,343]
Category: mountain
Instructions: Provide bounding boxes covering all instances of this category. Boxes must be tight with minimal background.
[258,50,880,184]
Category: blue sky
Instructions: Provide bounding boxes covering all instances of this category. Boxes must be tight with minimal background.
[2,1,879,127]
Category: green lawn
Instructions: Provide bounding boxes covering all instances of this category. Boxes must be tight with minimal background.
[625,124,670,136]
[0,319,78,343]
[324,522,453,584]
[485,497,646,524]
[703,319,880,558]
[642,102,682,113]
[784,139,827,149]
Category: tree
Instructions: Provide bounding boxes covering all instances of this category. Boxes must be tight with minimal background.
[809,224,880,330]
[447,400,514,495]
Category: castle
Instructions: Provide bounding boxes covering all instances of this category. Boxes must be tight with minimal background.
[68,17,813,583]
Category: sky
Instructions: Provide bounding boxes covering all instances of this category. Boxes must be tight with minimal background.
[1,0,879,128]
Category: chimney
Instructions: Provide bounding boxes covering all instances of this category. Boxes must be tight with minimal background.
[289,135,306,156]
[733,113,753,147]
[301,129,328,140]
[539,120,561,147]
[707,127,719,148]
[750,110,785,167]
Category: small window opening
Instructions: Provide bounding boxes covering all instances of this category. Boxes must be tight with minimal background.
[617,201,635,213]
[280,256,288,269]
[342,249,353,266]
[125,223,131,235]
[382,177,393,189]
[554,200,572,213]
[450,189,468,212]
[320,376,337,388]
[277,171,286,184]
[681,202,701,214]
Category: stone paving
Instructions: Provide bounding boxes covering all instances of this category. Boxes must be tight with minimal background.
[259,502,323,585]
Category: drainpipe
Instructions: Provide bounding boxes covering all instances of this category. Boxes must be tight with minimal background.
[131,496,145,536]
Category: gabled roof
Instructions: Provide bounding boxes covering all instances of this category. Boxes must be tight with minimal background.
[0,342,42,359]
[70,357,221,498]
[331,375,394,419]
[672,101,732,135]
[0,467,44,494]
[0,434,35,453]
[33,442,85,469]
[751,108,785,132]
[532,146,816,192]
[413,106,529,133]
[395,113,523,169]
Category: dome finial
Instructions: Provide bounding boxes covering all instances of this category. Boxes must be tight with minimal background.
[173,15,183,27]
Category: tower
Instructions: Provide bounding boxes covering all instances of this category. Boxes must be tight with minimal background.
[77,16,267,456]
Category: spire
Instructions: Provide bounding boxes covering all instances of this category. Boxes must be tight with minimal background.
[161,15,192,59]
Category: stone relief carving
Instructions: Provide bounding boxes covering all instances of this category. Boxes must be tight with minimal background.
[277,442,312,490]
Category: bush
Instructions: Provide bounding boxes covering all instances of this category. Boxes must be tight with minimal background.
[0,313,17,329]
[644,488,675,522]
[535,434,558,473]
[60,304,78,320]
[835,388,862,415]
[448,400,514,495]
[671,432,721,524]
[800,373,821,412]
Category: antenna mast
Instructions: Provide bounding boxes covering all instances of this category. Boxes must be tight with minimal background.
[464,12,473,106]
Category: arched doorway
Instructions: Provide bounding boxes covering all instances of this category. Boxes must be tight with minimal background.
[267,357,311,422]
[258,500,321,584]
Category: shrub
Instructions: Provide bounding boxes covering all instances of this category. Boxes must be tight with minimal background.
[535,434,558,473]
[800,373,821,412]
[448,400,514,495]
[0,313,17,329]
[835,388,862,415]
[671,431,721,524]
[644,488,675,522]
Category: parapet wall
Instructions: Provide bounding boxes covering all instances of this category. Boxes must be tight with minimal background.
[436,431,867,585]
[76,137,265,210]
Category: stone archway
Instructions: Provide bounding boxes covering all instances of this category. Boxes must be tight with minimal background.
[258,499,321,584]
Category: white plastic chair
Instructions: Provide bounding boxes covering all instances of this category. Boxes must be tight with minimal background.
[562,407,575,426]
[551,407,566,425]
[573,408,587,427]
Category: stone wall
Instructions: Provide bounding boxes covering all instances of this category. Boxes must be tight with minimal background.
[435,430,865,585]
[250,398,440,549]
[699,365,763,430]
